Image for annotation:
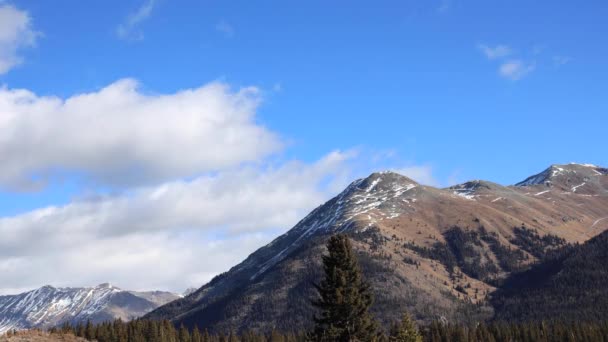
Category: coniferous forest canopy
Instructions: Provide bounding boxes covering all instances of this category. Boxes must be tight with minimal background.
[8,319,608,342]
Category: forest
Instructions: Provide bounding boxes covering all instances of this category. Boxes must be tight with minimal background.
[4,318,603,342]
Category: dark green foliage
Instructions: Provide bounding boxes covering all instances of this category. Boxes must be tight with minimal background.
[310,234,380,341]
[477,227,528,273]
[403,241,456,273]
[509,226,567,259]
[388,313,422,342]
[57,319,306,342]
[441,227,499,280]
[53,318,608,342]
[404,227,498,280]
[492,230,608,322]
[404,226,568,285]
[422,320,608,342]
[405,227,512,282]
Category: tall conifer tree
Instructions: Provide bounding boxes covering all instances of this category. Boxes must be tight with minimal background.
[311,234,379,341]
[388,313,422,342]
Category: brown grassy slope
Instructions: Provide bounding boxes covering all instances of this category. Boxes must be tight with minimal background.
[0,330,87,342]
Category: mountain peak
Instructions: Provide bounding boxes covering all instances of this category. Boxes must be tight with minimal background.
[355,171,418,193]
[449,180,504,200]
[515,163,606,193]
[368,170,418,181]
[96,282,117,290]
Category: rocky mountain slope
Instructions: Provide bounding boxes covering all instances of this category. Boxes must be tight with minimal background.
[0,284,179,334]
[146,163,608,333]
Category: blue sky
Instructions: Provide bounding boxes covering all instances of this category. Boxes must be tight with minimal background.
[0,0,606,293]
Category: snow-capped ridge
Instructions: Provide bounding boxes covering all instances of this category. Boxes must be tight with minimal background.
[516,165,561,187]
[0,285,178,333]
[569,162,599,168]
[515,163,606,187]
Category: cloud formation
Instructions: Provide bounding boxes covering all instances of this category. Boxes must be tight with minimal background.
[478,43,537,81]
[0,79,281,190]
[116,0,156,41]
[499,60,536,81]
[0,4,38,74]
[0,151,355,294]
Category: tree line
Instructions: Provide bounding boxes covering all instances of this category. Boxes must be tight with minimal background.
[42,318,608,342]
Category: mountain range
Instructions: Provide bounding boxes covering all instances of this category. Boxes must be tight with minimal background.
[0,283,178,334]
[1,163,606,334]
[145,163,608,333]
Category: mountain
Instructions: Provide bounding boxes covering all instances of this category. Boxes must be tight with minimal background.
[146,163,608,333]
[492,229,608,322]
[0,284,179,334]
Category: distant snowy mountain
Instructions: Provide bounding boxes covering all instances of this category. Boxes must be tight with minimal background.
[0,284,179,333]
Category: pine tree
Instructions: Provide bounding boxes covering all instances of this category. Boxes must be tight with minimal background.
[270,329,284,342]
[192,326,202,342]
[85,319,96,340]
[388,313,422,342]
[311,233,379,341]
[179,324,191,342]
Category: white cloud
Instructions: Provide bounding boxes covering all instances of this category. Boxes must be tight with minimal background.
[0,79,281,190]
[0,4,38,74]
[498,59,536,81]
[478,44,512,60]
[0,151,356,294]
[215,20,235,38]
[116,0,156,41]
[392,165,439,186]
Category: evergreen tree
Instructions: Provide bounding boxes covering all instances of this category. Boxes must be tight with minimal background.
[192,326,202,342]
[179,324,191,342]
[270,329,285,342]
[311,234,379,341]
[388,313,422,342]
[85,319,96,340]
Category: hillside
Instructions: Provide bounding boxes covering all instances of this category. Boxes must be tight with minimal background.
[0,330,86,342]
[146,163,608,333]
[0,284,179,334]
[492,229,608,322]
